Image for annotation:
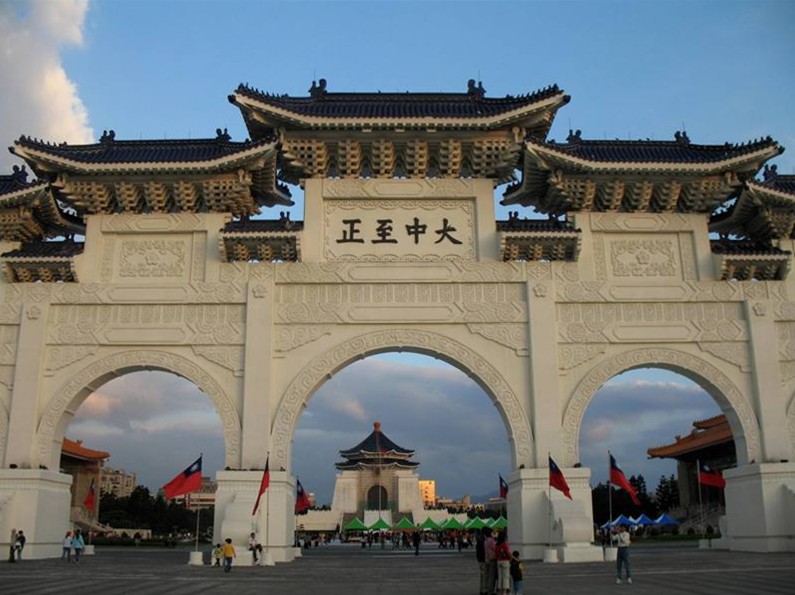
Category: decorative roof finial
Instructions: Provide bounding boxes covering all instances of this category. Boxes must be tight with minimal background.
[567,129,582,143]
[100,130,115,144]
[11,164,28,183]
[467,79,486,99]
[674,130,690,145]
[309,78,328,99]
[763,163,778,182]
[215,127,231,142]
[374,421,381,432]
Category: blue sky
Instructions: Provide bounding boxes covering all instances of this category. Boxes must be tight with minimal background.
[3,0,792,503]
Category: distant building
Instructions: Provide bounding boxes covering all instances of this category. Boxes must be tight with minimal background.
[647,414,735,508]
[60,438,109,530]
[418,480,436,506]
[174,476,216,511]
[436,495,471,510]
[101,467,137,498]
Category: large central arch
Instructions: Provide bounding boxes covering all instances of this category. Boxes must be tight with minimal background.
[270,328,533,471]
[36,349,242,470]
[561,347,761,467]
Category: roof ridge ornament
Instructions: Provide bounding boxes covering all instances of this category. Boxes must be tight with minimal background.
[567,129,582,144]
[674,130,690,145]
[100,130,116,144]
[309,78,328,99]
[215,127,231,142]
[467,79,486,99]
[763,163,778,182]
[10,164,29,183]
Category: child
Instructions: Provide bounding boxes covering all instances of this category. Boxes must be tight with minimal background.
[510,550,524,595]
[222,538,236,573]
[212,543,222,567]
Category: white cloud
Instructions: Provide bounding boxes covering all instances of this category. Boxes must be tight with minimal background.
[68,418,124,438]
[129,410,222,434]
[0,0,93,171]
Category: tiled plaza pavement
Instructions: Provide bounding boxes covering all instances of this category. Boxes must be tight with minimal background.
[0,543,793,594]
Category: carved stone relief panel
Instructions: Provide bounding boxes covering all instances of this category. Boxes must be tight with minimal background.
[0,325,18,366]
[47,304,246,345]
[117,237,189,281]
[322,178,475,199]
[275,283,526,324]
[275,325,335,355]
[590,213,697,232]
[467,323,528,356]
[324,199,475,261]
[275,261,527,284]
[557,302,746,344]
[608,236,679,279]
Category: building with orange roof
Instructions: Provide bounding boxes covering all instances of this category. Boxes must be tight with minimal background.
[60,438,109,530]
[648,415,735,509]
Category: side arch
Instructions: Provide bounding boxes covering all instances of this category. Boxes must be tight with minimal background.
[37,349,241,470]
[561,347,761,467]
[271,328,533,471]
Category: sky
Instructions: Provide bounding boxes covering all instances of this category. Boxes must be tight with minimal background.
[2,0,793,503]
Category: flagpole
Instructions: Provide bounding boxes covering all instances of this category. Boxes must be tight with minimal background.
[547,453,552,549]
[697,458,704,540]
[607,451,613,548]
[194,503,200,552]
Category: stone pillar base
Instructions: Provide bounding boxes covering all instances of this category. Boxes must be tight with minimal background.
[0,469,72,560]
[723,462,795,553]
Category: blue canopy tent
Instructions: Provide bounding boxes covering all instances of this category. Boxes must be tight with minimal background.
[653,514,679,526]
[631,514,655,526]
[600,514,635,529]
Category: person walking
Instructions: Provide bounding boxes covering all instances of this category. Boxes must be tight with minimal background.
[510,550,524,595]
[484,527,497,595]
[62,532,73,561]
[222,538,236,573]
[614,524,632,584]
[494,531,512,595]
[14,530,26,561]
[8,528,16,563]
[71,529,85,563]
[475,530,489,595]
[411,529,421,556]
[212,543,222,567]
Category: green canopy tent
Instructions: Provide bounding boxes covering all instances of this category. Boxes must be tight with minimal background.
[466,517,490,530]
[343,517,367,531]
[419,517,441,531]
[491,516,508,530]
[369,517,391,531]
[442,517,464,530]
[393,517,417,531]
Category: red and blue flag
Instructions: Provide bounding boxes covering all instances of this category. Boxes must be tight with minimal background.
[549,456,572,500]
[609,454,641,506]
[163,455,202,500]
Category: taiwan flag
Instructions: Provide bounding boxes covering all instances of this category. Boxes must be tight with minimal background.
[549,456,572,500]
[163,455,202,500]
[609,454,641,506]
[252,455,270,516]
[83,478,96,512]
[499,474,509,499]
[295,479,311,514]
[698,462,726,489]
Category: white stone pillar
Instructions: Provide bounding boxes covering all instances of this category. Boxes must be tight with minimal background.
[240,276,274,470]
[0,469,72,559]
[526,279,562,467]
[743,300,792,461]
[4,301,49,468]
[507,466,599,562]
[723,462,795,552]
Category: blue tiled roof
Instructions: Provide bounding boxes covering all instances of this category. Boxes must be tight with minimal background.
[339,423,414,458]
[0,166,43,196]
[2,240,84,258]
[14,134,275,165]
[531,136,781,164]
[233,83,567,120]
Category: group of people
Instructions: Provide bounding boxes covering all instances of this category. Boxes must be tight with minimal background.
[7,529,25,562]
[60,529,86,562]
[211,538,237,573]
[475,527,523,595]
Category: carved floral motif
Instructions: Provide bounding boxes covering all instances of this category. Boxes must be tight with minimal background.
[610,239,677,277]
[118,239,187,278]
[275,325,335,354]
[467,323,528,355]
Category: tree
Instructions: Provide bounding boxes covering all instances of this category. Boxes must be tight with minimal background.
[654,474,680,513]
